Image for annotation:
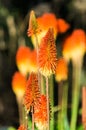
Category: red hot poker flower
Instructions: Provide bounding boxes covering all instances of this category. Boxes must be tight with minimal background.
[16,46,37,75]
[55,58,68,82]
[38,28,57,77]
[17,124,26,130]
[37,13,58,38]
[28,49,37,73]
[63,29,86,62]
[57,18,70,33]
[12,71,26,98]
[16,46,31,76]
[23,73,40,112]
[31,13,58,48]
[27,10,41,37]
[34,95,48,130]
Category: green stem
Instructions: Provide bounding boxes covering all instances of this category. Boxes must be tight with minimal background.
[17,96,28,129]
[49,75,54,130]
[16,96,24,125]
[32,106,34,130]
[34,34,42,92]
[61,81,69,130]
[41,75,46,94]
[57,81,69,130]
[24,108,28,129]
[46,77,50,130]
[57,81,63,130]
[70,59,82,130]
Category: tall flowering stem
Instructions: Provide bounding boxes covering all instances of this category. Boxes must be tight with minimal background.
[38,28,57,130]
[70,58,83,130]
[23,73,40,130]
[49,75,54,130]
[57,81,69,130]
[31,105,35,130]
[63,29,86,130]
[55,58,69,130]
[61,81,69,130]
[27,10,42,91]
[46,76,50,130]
[11,72,27,125]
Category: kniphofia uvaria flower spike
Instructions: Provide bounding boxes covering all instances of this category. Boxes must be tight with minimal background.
[23,72,40,113]
[38,28,57,77]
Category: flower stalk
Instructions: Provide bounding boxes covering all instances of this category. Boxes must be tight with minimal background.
[49,75,54,130]
[32,105,35,130]
[70,58,83,130]
[46,77,50,130]
[61,81,69,130]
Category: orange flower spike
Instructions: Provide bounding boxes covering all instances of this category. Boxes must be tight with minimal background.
[12,71,26,98]
[34,95,48,130]
[17,124,27,130]
[57,18,70,33]
[23,73,40,112]
[55,58,68,82]
[27,10,40,37]
[38,28,57,77]
[16,46,31,76]
[63,29,86,62]
[31,13,58,48]
[82,87,86,129]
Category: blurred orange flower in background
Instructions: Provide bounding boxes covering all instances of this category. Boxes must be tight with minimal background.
[38,28,57,77]
[31,13,58,48]
[12,71,26,98]
[16,46,31,76]
[16,46,37,75]
[55,58,68,82]
[28,49,37,73]
[57,18,70,33]
[63,29,86,62]
[34,95,47,130]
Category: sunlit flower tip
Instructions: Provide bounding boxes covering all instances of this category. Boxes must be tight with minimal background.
[16,46,31,76]
[17,124,27,130]
[23,73,40,112]
[27,10,40,37]
[63,29,86,62]
[28,49,37,73]
[57,18,70,33]
[34,95,48,130]
[12,72,26,98]
[55,58,68,82]
[82,87,86,128]
[31,13,58,48]
[38,28,57,77]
